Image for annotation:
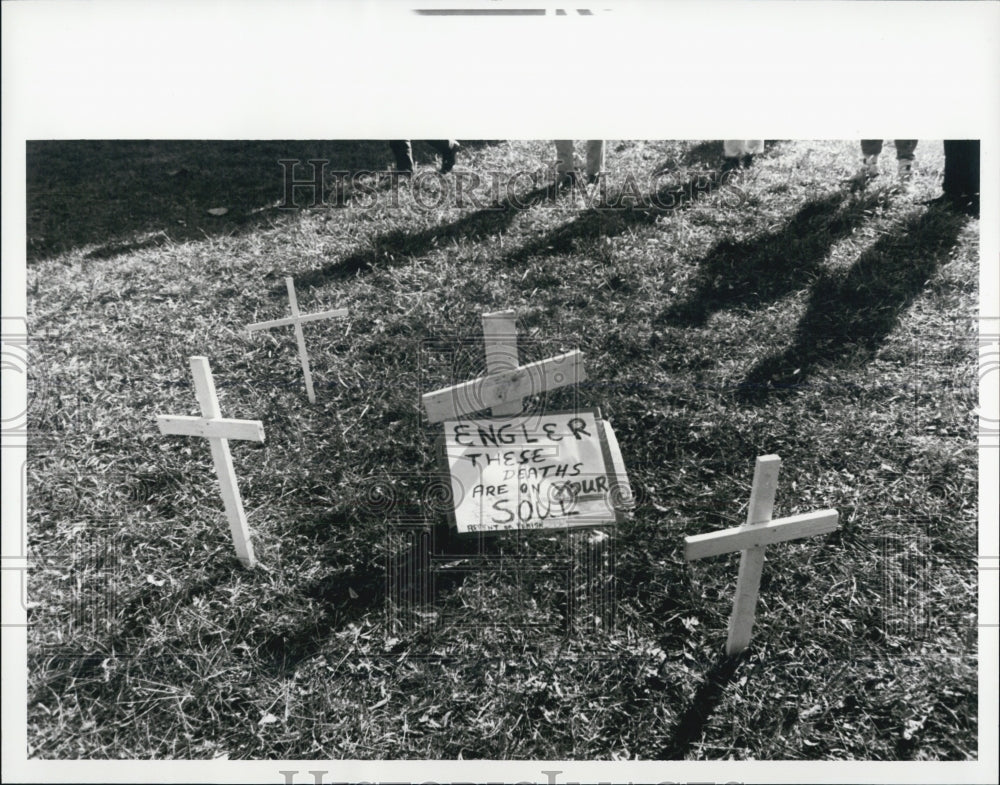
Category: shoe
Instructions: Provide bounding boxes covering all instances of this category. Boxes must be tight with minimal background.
[721,156,741,174]
[586,172,603,186]
[546,172,578,199]
[440,143,459,174]
[860,154,880,181]
[557,171,578,189]
[945,192,979,217]
[924,192,979,217]
[897,158,914,183]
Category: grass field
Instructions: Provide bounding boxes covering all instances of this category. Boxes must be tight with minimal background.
[24,139,979,760]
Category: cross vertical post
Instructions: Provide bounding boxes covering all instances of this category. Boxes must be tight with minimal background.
[482,310,522,416]
[156,356,264,568]
[247,276,348,404]
[285,277,316,404]
[683,454,840,656]
[727,454,781,655]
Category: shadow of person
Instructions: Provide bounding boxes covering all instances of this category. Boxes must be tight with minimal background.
[289,186,552,290]
[657,188,887,327]
[736,201,971,404]
[28,140,505,264]
[499,167,744,268]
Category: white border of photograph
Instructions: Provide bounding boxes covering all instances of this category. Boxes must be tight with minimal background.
[3,1,997,783]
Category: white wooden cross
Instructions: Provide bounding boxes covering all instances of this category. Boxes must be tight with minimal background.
[421,309,585,423]
[247,276,348,404]
[155,356,265,568]
[684,455,839,656]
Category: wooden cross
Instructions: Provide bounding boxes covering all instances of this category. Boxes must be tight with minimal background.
[684,455,839,656]
[421,309,585,423]
[156,356,265,568]
[247,276,348,404]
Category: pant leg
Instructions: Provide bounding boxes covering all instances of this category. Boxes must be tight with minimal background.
[427,140,458,156]
[893,140,918,161]
[585,140,606,177]
[555,140,576,175]
[390,140,414,171]
[723,140,745,158]
[861,140,885,158]
[943,140,980,197]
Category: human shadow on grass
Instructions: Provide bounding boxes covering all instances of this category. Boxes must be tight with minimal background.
[498,166,762,268]
[288,186,553,290]
[656,188,887,327]
[735,200,970,404]
[27,140,501,263]
[498,142,791,269]
[661,653,742,759]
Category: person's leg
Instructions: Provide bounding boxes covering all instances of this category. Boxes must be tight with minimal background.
[859,139,884,181]
[723,140,746,158]
[390,140,414,172]
[741,139,764,167]
[585,140,606,183]
[722,140,744,173]
[860,140,884,158]
[893,140,918,160]
[943,140,979,196]
[893,140,918,182]
[428,140,460,173]
[942,140,980,215]
[555,140,576,176]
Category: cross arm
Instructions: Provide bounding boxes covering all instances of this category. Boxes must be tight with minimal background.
[156,415,265,442]
[684,509,839,561]
[247,308,349,333]
[421,350,586,423]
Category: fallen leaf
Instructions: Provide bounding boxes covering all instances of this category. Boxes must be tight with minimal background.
[207,207,229,216]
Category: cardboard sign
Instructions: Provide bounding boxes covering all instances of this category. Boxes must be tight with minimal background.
[440,408,632,534]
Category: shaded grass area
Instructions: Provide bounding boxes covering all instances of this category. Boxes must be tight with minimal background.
[25,139,977,759]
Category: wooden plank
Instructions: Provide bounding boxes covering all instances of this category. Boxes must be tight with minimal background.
[482,310,521,416]
[248,316,295,332]
[602,417,634,512]
[286,277,316,404]
[190,356,223,420]
[294,307,348,325]
[206,435,256,568]
[156,415,265,442]
[247,308,348,333]
[726,455,781,655]
[745,454,781,524]
[422,350,585,423]
[727,547,765,656]
[189,356,256,568]
[683,509,840,560]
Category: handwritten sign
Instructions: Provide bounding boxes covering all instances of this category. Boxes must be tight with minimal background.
[441,408,632,534]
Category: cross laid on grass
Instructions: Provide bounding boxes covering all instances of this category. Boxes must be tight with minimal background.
[156,356,264,568]
[421,309,585,422]
[248,276,348,404]
[684,455,839,656]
